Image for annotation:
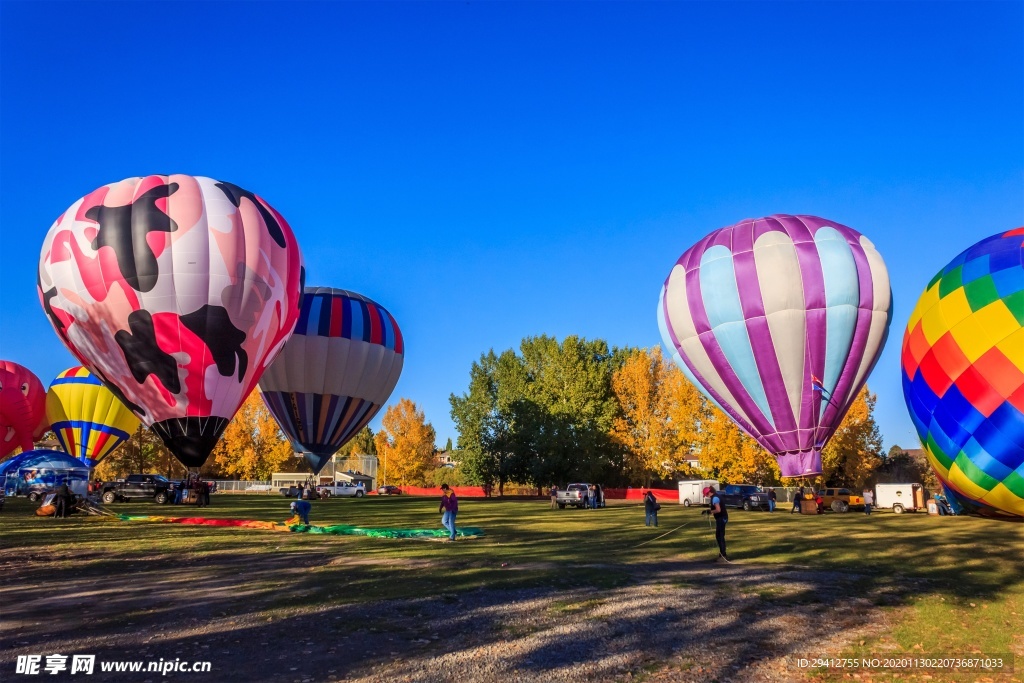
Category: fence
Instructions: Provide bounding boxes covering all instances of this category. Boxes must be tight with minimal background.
[209,480,273,494]
[391,485,678,500]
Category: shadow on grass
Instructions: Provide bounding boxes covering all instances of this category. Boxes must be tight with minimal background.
[1,496,1022,682]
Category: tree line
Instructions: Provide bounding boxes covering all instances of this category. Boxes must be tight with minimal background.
[446,335,888,492]
[91,334,891,491]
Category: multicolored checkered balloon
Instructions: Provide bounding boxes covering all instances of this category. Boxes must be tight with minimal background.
[901,228,1024,517]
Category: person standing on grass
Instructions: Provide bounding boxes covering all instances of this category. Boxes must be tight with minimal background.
[791,486,804,514]
[550,484,558,509]
[643,490,659,527]
[863,489,873,516]
[439,484,458,541]
[704,485,729,562]
[55,482,74,518]
[767,488,776,513]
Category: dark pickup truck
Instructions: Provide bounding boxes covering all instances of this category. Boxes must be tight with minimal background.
[99,474,172,504]
[716,484,771,511]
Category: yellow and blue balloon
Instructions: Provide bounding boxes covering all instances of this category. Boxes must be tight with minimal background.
[45,367,140,468]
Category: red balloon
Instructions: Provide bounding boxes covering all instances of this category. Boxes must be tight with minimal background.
[0,361,48,459]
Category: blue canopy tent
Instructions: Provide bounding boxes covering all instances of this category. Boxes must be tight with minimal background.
[0,449,90,499]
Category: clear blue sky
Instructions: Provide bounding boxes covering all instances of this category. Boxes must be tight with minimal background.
[1,1,1021,454]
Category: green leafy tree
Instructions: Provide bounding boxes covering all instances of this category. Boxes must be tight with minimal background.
[449,350,528,494]
[337,426,377,457]
[451,336,626,494]
[95,424,190,481]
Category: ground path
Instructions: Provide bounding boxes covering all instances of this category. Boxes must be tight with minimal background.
[2,548,896,682]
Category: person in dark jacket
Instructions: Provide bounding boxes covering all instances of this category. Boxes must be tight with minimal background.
[704,485,729,561]
[644,490,659,527]
[439,484,459,541]
[791,486,805,514]
[54,482,75,518]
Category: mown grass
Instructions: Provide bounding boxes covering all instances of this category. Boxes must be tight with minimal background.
[3,494,1022,678]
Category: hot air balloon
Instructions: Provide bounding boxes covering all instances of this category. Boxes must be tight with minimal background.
[902,228,1024,517]
[45,366,141,468]
[38,175,304,468]
[259,287,404,473]
[0,361,48,459]
[660,214,892,477]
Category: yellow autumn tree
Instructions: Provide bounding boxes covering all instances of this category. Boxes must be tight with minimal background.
[373,398,437,487]
[820,385,884,488]
[610,347,706,484]
[210,390,294,480]
[697,407,780,485]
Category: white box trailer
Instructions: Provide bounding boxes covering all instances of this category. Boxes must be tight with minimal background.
[678,479,719,507]
[874,483,925,513]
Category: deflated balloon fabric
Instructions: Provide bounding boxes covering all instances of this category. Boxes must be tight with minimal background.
[117,514,483,538]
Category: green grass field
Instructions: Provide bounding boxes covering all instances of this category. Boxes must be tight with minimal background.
[3,494,1022,681]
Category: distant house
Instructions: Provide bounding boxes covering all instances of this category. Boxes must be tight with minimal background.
[435,450,459,468]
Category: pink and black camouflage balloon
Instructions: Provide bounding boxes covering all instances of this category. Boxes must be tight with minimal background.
[38,175,305,467]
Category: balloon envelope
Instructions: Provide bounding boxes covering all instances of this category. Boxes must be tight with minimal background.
[0,361,48,459]
[901,228,1024,517]
[38,175,304,467]
[46,366,141,468]
[259,287,404,473]
[660,215,892,477]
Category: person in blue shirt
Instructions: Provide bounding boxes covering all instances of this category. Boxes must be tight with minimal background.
[290,499,311,525]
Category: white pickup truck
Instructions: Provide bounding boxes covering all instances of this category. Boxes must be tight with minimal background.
[555,483,592,509]
[316,482,366,498]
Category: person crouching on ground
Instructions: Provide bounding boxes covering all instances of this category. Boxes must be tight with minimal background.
[439,484,458,541]
[290,499,311,525]
[643,490,659,527]
[703,485,729,562]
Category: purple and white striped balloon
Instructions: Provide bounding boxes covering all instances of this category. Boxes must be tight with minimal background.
[659,215,892,477]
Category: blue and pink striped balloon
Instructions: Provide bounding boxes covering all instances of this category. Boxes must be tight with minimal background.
[258,287,404,473]
[660,215,892,477]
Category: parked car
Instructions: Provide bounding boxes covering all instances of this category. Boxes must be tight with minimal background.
[98,474,173,504]
[716,484,771,511]
[316,482,366,498]
[555,483,592,509]
[819,487,865,512]
[377,485,402,495]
